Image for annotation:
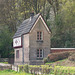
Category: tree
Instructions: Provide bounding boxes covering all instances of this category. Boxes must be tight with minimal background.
[0,28,13,58]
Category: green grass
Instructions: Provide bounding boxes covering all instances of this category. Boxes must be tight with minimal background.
[0,62,8,64]
[45,59,67,64]
[0,70,32,75]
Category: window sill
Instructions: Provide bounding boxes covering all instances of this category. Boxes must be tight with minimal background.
[36,40,43,42]
[37,58,43,60]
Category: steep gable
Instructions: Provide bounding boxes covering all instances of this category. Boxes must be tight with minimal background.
[13,13,51,38]
[30,15,51,34]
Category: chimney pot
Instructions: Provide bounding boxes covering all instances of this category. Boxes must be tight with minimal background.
[30,11,34,18]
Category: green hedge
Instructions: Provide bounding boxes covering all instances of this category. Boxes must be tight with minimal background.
[19,64,29,73]
[19,64,54,74]
[47,51,75,62]
[54,66,75,75]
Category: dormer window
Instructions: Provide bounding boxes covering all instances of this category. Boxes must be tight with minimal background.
[37,31,43,41]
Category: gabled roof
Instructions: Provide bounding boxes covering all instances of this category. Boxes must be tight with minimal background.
[13,13,51,38]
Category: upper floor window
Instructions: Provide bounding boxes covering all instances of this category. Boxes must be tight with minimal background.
[37,31,43,41]
[16,50,19,58]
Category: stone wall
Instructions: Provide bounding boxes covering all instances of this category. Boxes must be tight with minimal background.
[0,58,14,64]
[0,66,12,70]
[51,48,75,53]
[0,58,8,62]
[29,18,51,61]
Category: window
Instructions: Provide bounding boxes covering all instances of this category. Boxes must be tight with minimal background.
[37,49,43,58]
[37,31,43,40]
[16,50,19,58]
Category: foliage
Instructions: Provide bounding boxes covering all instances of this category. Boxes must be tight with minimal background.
[0,28,14,58]
[44,58,48,63]
[0,62,8,64]
[19,65,54,74]
[50,0,75,48]
[48,52,70,62]
[19,64,29,73]
[54,66,75,75]
[0,69,32,75]
[68,54,75,61]
[0,0,75,58]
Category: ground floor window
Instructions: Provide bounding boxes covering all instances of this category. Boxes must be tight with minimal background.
[16,50,19,58]
[37,49,43,58]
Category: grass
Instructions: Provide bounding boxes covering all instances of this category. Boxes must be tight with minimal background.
[46,58,75,67]
[45,59,67,64]
[0,70,32,75]
[0,62,8,64]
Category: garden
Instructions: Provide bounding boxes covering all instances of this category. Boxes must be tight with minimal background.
[0,51,75,75]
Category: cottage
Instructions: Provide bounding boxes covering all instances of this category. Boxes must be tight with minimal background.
[13,13,51,65]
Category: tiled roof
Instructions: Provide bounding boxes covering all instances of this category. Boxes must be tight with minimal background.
[13,13,40,38]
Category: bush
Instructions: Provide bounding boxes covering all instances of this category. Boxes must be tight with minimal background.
[19,64,29,73]
[68,54,75,61]
[54,66,75,75]
[44,58,48,63]
[19,65,54,74]
[48,52,70,62]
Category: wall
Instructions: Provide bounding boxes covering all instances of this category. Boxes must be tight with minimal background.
[14,48,23,64]
[0,58,8,62]
[23,34,29,64]
[0,66,12,70]
[29,18,51,64]
[0,58,14,64]
[51,48,75,53]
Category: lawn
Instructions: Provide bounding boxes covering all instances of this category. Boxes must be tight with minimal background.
[0,62,8,64]
[45,59,75,67]
[0,70,32,75]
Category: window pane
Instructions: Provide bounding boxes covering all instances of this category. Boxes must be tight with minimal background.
[37,54,39,57]
[40,55,42,57]
[37,49,43,58]
[16,50,19,58]
[40,32,42,40]
[37,31,43,40]
[37,32,39,40]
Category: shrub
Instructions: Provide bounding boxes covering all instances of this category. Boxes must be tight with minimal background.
[54,66,75,75]
[19,64,29,73]
[48,52,70,62]
[68,54,75,61]
[29,65,53,74]
[19,65,54,74]
[44,58,48,63]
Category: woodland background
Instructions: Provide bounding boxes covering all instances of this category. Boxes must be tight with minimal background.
[0,0,75,57]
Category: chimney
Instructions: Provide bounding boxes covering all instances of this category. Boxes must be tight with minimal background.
[30,11,34,19]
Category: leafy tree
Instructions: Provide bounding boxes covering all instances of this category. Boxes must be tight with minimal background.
[0,28,13,58]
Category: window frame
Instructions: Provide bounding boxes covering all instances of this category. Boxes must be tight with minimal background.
[37,31,43,41]
[37,49,43,59]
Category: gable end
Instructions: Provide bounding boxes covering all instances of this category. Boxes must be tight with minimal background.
[29,15,51,34]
